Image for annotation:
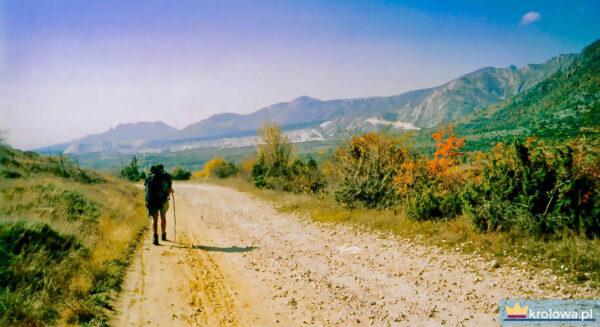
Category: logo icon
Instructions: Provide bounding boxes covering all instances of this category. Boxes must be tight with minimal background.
[505,302,528,319]
[500,300,599,326]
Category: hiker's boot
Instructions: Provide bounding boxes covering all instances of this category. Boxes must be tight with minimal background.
[161,233,167,241]
[153,233,159,245]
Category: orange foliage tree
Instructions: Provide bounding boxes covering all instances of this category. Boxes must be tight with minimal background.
[428,125,465,175]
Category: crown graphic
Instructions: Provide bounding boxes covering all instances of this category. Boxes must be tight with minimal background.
[505,302,528,318]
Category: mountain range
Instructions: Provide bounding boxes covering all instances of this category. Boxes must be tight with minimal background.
[457,38,600,150]
[38,48,585,155]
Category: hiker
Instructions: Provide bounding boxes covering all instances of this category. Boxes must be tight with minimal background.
[144,164,174,245]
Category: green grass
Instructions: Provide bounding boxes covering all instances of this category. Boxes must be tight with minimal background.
[0,145,147,326]
[208,177,600,293]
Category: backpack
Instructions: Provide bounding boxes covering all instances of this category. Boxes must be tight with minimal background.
[144,172,171,205]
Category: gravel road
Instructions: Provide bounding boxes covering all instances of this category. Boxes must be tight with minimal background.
[113,183,596,326]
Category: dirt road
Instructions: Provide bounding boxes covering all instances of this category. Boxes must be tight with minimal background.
[113,183,594,327]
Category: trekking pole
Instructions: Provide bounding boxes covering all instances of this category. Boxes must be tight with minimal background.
[172,193,177,242]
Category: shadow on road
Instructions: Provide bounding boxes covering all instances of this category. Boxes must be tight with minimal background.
[165,240,257,253]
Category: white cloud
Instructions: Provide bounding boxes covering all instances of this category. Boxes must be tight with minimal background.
[520,11,541,25]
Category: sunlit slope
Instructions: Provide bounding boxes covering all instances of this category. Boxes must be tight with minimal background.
[0,144,147,326]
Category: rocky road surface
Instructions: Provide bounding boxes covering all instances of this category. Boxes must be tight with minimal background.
[113,183,596,326]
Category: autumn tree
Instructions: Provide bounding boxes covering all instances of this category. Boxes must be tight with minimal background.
[428,125,465,175]
[257,121,293,172]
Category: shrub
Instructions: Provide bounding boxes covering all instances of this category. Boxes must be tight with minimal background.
[119,156,143,182]
[251,122,325,193]
[289,157,326,193]
[334,132,411,209]
[403,176,463,220]
[213,160,238,178]
[171,166,191,180]
[194,157,237,179]
[251,122,293,190]
[462,139,599,236]
[195,157,225,178]
[49,190,102,223]
[428,125,465,175]
[399,126,465,220]
[257,122,292,173]
[238,156,256,178]
[0,168,21,179]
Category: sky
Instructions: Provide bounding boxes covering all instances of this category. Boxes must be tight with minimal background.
[0,0,598,149]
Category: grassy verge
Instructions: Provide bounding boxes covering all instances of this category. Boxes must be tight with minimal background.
[0,145,147,326]
[206,177,600,292]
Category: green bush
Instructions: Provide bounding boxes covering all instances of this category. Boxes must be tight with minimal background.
[56,190,102,223]
[251,122,293,190]
[462,140,599,236]
[334,132,410,209]
[213,161,238,179]
[404,179,463,221]
[250,123,326,193]
[288,157,326,193]
[0,168,21,179]
[171,166,192,180]
[119,156,143,182]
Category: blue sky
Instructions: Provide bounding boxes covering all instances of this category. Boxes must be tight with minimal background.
[1,0,598,148]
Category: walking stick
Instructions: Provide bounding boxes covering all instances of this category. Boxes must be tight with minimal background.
[172,193,177,242]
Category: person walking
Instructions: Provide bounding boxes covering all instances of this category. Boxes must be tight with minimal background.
[144,164,174,245]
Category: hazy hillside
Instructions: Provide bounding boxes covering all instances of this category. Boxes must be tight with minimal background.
[170,90,433,140]
[39,121,176,154]
[457,39,600,150]
[79,121,176,143]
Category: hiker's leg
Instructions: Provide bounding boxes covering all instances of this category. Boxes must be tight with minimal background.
[160,201,169,236]
[151,212,159,235]
[160,212,167,235]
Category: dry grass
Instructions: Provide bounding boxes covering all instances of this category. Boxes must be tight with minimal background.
[208,177,600,290]
[0,146,147,326]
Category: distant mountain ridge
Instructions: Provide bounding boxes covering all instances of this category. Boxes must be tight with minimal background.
[38,51,580,154]
[40,121,177,154]
[171,89,433,140]
[171,53,576,142]
[79,121,176,143]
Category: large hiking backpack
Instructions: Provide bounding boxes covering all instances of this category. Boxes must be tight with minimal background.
[144,172,170,206]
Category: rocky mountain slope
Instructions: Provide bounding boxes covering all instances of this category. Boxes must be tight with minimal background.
[172,53,575,141]
[457,39,600,150]
[39,51,578,154]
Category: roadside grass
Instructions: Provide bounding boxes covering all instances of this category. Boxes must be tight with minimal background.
[206,177,600,292]
[0,145,147,326]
